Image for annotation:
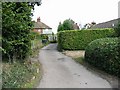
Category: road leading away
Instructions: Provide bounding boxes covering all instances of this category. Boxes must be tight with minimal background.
[37,44,111,88]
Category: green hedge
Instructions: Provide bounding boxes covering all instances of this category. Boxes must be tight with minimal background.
[58,28,115,50]
[85,38,120,77]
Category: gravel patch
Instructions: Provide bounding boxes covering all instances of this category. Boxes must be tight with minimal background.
[62,50,85,58]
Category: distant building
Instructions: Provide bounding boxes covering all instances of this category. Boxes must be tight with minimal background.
[83,22,96,29]
[33,17,52,34]
[90,18,120,29]
[73,23,80,30]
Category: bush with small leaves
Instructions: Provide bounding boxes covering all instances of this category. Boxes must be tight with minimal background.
[58,28,115,51]
[85,38,120,77]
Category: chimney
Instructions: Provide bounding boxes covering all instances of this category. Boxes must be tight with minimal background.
[37,17,41,22]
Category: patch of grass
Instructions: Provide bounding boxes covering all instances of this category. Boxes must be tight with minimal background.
[74,57,84,65]
[73,57,119,85]
[2,38,50,88]
[2,60,41,88]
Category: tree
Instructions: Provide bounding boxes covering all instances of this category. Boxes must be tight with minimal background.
[62,19,74,30]
[57,22,63,32]
[2,2,41,62]
[114,21,120,37]
[57,19,79,32]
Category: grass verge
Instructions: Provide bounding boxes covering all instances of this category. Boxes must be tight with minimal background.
[63,50,119,88]
[2,60,42,88]
[74,57,84,65]
[2,38,48,88]
[73,57,119,88]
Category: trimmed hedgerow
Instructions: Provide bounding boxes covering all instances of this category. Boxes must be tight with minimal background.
[58,28,115,50]
[85,38,120,77]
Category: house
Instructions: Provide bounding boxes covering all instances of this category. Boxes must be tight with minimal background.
[83,22,96,29]
[33,17,52,34]
[90,18,120,29]
[73,23,80,30]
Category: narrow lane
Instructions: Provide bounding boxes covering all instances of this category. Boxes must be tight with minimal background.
[37,44,111,88]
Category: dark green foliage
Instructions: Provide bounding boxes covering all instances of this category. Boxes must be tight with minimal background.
[57,22,64,32]
[30,31,42,40]
[58,28,115,50]
[50,40,57,43]
[114,21,120,37]
[57,19,74,32]
[2,2,41,62]
[28,1,42,10]
[62,19,74,30]
[41,34,48,40]
[85,38,120,77]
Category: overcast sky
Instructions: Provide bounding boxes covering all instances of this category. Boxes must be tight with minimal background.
[32,0,120,34]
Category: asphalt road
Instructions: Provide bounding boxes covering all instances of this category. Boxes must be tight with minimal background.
[37,44,112,88]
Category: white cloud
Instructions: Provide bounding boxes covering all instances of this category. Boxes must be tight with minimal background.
[32,0,120,34]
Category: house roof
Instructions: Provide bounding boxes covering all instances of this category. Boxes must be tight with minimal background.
[33,20,52,29]
[73,23,79,30]
[91,18,120,29]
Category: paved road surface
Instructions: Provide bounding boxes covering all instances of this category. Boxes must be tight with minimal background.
[37,44,112,88]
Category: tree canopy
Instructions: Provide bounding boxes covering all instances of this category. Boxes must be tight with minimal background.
[57,19,79,32]
[114,21,120,37]
[2,2,41,62]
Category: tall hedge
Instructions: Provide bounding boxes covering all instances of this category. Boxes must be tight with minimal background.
[58,28,115,50]
[2,2,41,62]
[85,38,120,77]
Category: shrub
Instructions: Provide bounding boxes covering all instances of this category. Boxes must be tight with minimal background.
[114,21,120,37]
[2,2,41,62]
[50,40,57,43]
[2,61,41,88]
[2,3,33,62]
[85,38,120,77]
[58,28,115,50]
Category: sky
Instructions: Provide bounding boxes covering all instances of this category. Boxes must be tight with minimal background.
[32,0,120,34]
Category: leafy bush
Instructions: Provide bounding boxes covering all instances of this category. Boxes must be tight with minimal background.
[2,2,41,62]
[114,21,120,37]
[2,3,33,62]
[50,40,57,43]
[57,19,75,32]
[58,28,115,50]
[85,38,120,77]
[2,61,41,88]
[41,34,48,40]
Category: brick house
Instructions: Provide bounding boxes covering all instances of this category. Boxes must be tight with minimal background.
[33,17,52,34]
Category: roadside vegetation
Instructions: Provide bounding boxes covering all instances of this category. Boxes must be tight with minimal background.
[2,2,44,88]
[58,21,120,78]
[2,32,44,88]
[58,28,115,50]
[85,38,119,77]
[2,60,41,88]
[57,19,77,32]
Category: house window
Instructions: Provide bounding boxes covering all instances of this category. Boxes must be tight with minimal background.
[112,24,115,27]
[38,29,41,32]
